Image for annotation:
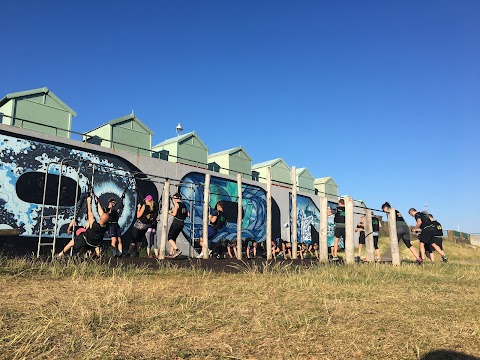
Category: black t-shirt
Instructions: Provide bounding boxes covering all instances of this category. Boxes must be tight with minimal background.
[105,208,120,223]
[395,210,408,226]
[211,209,226,230]
[139,204,157,224]
[334,206,346,225]
[415,212,433,230]
[432,220,443,236]
[372,217,380,232]
[356,224,365,240]
[86,221,108,247]
[175,202,188,221]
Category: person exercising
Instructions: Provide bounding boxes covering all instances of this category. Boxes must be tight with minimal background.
[57,196,109,257]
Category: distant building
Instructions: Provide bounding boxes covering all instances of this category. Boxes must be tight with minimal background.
[296,167,315,194]
[152,131,208,168]
[252,158,292,186]
[208,146,252,179]
[0,87,77,138]
[314,177,338,202]
[83,113,153,156]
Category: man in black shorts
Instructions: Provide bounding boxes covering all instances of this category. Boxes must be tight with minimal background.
[57,196,109,257]
[409,208,448,262]
[426,213,444,262]
[167,193,189,258]
[332,199,345,261]
[106,197,123,257]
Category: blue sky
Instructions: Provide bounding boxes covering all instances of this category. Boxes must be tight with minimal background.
[2,0,479,232]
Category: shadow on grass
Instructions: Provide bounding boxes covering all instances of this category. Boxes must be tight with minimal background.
[421,349,480,360]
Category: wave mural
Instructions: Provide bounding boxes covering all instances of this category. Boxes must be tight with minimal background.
[178,172,267,244]
[0,131,150,238]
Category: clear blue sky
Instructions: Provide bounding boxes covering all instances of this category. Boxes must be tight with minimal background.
[2,0,479,233]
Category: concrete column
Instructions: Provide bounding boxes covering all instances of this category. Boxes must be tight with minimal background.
[344,196,355,264]
[388,208,400,266]
[319,196,328,263]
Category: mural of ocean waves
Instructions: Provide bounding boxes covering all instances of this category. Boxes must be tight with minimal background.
[179,173,267,243]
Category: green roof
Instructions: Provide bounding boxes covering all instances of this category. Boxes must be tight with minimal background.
[0,87,77,116]
[315,176,337,186]
[109,113,153,135]
[84,113,153,135]
[296,167,314,179]
[208,146,252,161]
[152,131,208,150]
[252,158,289,170]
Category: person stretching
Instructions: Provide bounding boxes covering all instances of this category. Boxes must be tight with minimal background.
[57,196,109,257]
[167,193,189,258]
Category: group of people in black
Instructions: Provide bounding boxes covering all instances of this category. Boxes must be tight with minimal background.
[57,193,448,264]
[57,192,189,259]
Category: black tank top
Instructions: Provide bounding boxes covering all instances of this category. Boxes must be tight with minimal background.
[175,202,188,221]
[211,210,226,230]
[334,206,346,225]
[372,217,380,232]
[415,212,433,230]
[139,204,156,224]
[86,221,108,246]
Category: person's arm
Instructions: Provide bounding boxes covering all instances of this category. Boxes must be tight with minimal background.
[209,213,218,224]
[137,203,145,218]
[412,218,422,231]
[67,219,76,234]
[87,197,95,228]
[97,199,105,217]
[169,203,179,217]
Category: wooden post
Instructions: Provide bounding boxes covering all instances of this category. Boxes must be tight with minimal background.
[202,174,210,259]
[266,167,272,260]
[364,209,374,262]
[388,208,400,266]
[236,173,243,260]
[319,196,328,263]
[158,181,170,260]
[291,166,298,259]
[344,196,355,264]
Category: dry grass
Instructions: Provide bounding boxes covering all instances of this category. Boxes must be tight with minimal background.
[1,248,479,360]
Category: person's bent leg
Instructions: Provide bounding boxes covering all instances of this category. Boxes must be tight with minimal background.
[58,239,75,257]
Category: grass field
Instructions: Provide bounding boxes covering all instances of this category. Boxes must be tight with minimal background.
[1,240,479,360]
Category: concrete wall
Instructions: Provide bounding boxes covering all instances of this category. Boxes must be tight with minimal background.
[470,234,480,247]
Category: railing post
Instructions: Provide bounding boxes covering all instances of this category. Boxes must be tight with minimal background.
[344,196,355,264]
[158,181,170,259]
[291,166,298,259]
[236,173,243,260]
[266,167,272,260]
[202,174,210,259]
[319,196,328,263]
[364,209,375,262]
[388,208,400,265]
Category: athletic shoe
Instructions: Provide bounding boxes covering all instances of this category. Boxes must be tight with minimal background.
[196,252,204,258]
[442,255,448,263]
[332,256,339,261]
[171,249,182,259]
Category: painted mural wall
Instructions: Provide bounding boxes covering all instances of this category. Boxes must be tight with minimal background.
[1,125,359,254]
[0,129,158,238]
